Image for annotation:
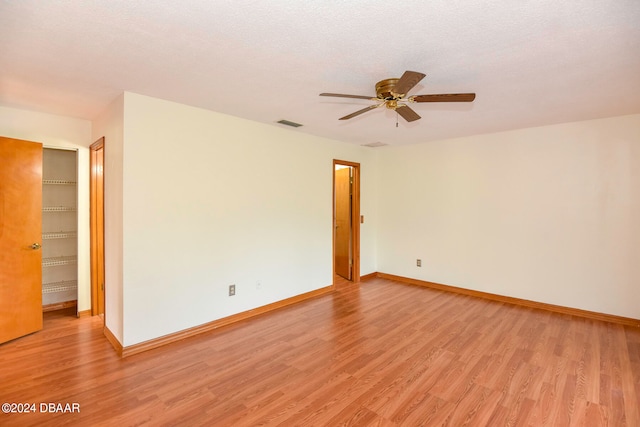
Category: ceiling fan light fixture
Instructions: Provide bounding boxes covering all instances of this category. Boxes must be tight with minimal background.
[386,99,398,110]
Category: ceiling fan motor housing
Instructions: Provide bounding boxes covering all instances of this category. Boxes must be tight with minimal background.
[375,78,401,100]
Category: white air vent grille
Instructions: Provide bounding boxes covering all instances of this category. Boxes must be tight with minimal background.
[276,119,303,128]
[362,142,388,147]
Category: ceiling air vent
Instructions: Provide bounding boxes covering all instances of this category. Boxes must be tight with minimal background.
[276,119,303,128]
[362,142,388,148]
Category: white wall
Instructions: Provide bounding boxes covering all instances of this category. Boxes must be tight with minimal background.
[0,106,92,312]
[377,114,640,319]
[119,93,377,346]
[92,95,125,342]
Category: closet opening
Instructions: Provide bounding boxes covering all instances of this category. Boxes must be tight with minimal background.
[42,147,78,316]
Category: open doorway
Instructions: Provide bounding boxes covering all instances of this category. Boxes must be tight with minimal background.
[333,160,360,284]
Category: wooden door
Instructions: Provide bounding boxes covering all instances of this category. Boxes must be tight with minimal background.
[334,166,352,280]
[0,136,43,343]
[90,138,105,316]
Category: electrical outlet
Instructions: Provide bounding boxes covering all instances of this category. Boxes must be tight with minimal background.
[229,284,236,296]
[417,259,422,267]
[256,282,261,290]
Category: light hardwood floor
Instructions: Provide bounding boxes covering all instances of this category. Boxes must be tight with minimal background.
[1,277,639,426]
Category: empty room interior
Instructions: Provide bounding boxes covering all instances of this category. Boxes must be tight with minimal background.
[1,1,639,425]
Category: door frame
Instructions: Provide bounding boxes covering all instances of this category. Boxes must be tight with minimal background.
[90,137,105,316]
[333,159,361,283]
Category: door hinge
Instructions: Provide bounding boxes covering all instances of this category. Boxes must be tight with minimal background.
[101,283,104,291]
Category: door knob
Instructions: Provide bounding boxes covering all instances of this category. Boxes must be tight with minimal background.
[30,243,41,250]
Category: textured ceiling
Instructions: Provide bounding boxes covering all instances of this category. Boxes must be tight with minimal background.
[1,1,639,146]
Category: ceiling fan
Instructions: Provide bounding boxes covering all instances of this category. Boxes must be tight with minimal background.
[320,71,475,122]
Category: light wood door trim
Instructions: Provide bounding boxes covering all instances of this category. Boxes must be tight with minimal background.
[0,136,43,343]
[333,159,360,283]
[90,137,105,316]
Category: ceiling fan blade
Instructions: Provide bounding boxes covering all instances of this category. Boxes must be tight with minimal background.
[339,104,379,120]
[320,93,375,100]
[395,105,421,122]
[393,71,426,96]
[412,93,476,102]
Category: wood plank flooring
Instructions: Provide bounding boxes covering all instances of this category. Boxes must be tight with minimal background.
[1,277,639,426]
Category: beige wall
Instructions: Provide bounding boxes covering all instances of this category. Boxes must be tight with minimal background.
[112,92,378,346]
[377,114,640,319]
[5,99,638,346]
